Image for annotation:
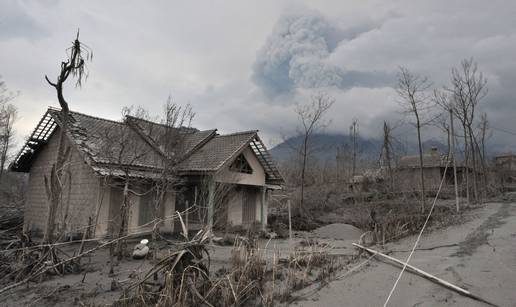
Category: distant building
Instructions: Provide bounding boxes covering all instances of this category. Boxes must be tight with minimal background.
[395,148,461,193]
[494,154,516,171]
[494,154,516,188]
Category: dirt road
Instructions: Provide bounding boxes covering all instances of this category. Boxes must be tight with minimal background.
[297,202,516,307]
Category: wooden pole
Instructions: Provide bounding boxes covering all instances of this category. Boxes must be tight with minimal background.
[450,107,460,213]
[352,243,498,306]
[288,199,292,252]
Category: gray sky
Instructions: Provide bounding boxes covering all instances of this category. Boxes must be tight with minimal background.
[2,0,516,151]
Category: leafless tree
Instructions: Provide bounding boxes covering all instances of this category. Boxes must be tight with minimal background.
[446,58,488,203]
[96,100,196,260]
[43,31,92,244]
[380,121,395,193]
[98,106,154,260]
[0,78,18,180]
[145,97,195,255]
[196,175,239,232]
[293,92,334,215]
[434,89,461,211]
[396,67,433,212]
[477,112,491,196]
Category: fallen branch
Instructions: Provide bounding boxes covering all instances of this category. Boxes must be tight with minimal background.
[352,243,498,307]
[0,232,139,295]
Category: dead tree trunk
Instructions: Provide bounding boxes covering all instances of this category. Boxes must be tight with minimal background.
[382,121,394,193]
[43,31,91,244]
[462,125,470,205]
[116,179,130,260]
[450,108,460,212]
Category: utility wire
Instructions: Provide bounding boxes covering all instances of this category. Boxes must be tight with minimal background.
[383,161,450,307]
[491,126,516,136]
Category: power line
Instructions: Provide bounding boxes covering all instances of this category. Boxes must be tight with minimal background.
[491,126,516,136]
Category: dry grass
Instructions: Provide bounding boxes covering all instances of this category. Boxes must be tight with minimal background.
[114,219,344,307]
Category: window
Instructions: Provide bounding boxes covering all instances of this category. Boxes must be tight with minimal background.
[230,154,253,174]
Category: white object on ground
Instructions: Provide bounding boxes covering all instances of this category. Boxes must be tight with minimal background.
[132,239,150,259]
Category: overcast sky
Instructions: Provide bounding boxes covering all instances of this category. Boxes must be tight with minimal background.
[2,0,516,151]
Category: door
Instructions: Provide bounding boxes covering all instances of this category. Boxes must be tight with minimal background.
[242,187,257,225]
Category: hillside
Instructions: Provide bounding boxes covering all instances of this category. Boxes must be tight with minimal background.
[269,133,448,162]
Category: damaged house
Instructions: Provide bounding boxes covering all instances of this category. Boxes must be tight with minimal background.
[10,107,284,238]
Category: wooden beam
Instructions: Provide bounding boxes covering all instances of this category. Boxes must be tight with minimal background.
[352,243,498,307]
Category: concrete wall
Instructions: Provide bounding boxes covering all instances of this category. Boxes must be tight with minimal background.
[24,127,101,237]
[23,128,177,239]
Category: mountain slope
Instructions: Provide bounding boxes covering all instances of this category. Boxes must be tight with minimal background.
[270,133,448,162]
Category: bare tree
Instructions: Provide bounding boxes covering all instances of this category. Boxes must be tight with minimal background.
[477,112,491,197]
[293,92,334,215]
[396,67,433,212]
[447,58,488,203]
[434,89,460,211]
[99,106,154,260]
[43,31,92,244]
[380,121,395,193]
[145,98,195,256]
[0,78,18,180]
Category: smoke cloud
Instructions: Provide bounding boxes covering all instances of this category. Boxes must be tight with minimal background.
[252,9,392,97]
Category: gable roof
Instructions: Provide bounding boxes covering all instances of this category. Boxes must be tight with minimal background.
[11,107,284,185]
[53,109,164,169]
[125,116,216,159]
[178,131,258,171]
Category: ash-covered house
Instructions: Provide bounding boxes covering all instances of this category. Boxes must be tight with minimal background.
[494,154,516,189]
[394,148,463,192]
[10,107,284,238]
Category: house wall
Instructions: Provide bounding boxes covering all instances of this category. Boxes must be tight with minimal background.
[227,189,243,226]
[24,127,101,237]
[225,186,264,227]
[214,146,267,228]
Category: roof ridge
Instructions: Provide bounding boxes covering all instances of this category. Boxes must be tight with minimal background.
[217,130,258,137]
[125,115,216,134]
[48,106,122,125]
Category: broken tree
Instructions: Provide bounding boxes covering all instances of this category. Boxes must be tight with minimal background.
[43,31,92,244]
